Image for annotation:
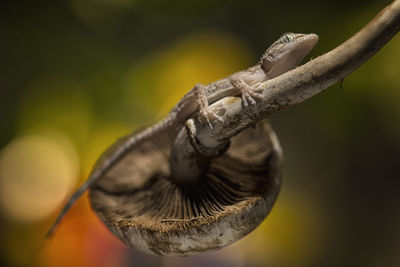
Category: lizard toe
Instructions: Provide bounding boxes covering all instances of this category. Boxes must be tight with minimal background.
[243,93,257,106]
[249,91,263,99]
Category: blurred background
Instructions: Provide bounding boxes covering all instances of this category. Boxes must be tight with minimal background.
[1,0,400,266]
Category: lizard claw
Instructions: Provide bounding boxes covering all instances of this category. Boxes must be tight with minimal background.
[242,88,262,107]
[198,107,223,130]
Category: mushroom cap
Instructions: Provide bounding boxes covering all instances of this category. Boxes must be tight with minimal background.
[89,120,282,256]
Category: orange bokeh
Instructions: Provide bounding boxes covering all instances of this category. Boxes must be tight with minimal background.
[39,193,129,267]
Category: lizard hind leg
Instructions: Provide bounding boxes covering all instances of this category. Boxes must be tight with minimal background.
[195,83,224,129]
[229,75,262,107]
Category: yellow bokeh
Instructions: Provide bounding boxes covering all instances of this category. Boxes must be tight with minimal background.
[80,122,133,178]
[0,132,79,223]
[123,31,253,119]
[239,189,325,266]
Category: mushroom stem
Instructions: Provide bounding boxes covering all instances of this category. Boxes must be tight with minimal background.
[169,125,208,184]
[169,119,230,184]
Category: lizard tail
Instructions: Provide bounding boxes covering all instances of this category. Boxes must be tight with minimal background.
[46,120,174,237]
[46,174,94,237]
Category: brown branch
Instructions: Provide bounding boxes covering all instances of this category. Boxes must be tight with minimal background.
[172,0,400,181]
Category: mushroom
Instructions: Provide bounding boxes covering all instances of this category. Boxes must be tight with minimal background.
[89,120,282,256]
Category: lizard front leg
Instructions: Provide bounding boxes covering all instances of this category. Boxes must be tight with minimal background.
[229,75,262,107]
[194,83,223,129]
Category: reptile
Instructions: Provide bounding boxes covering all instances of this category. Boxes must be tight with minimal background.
[47,32,319,236]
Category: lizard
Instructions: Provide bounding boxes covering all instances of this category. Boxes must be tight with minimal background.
[46,32,319,236]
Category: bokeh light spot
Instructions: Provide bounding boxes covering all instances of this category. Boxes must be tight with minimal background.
[239,190,325,266]
[81,122,132,178]
[39,195,129,267]
[123,32,253,121]
[0,133,79,222]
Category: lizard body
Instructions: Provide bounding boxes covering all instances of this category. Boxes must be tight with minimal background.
[47,32,318,236]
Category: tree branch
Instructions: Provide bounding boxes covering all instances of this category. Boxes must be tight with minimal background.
[171,0,400,181]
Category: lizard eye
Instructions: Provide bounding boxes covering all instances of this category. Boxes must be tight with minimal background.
[281,33,295,43]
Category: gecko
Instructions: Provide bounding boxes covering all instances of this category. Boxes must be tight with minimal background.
[47,32,319,236]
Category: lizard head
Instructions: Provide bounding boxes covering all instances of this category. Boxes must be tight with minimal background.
[259,33,319,78]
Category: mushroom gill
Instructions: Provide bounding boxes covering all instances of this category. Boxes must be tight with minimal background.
[89,120,282,256]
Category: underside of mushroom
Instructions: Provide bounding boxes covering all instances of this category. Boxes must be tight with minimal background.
[90,120,282,256]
